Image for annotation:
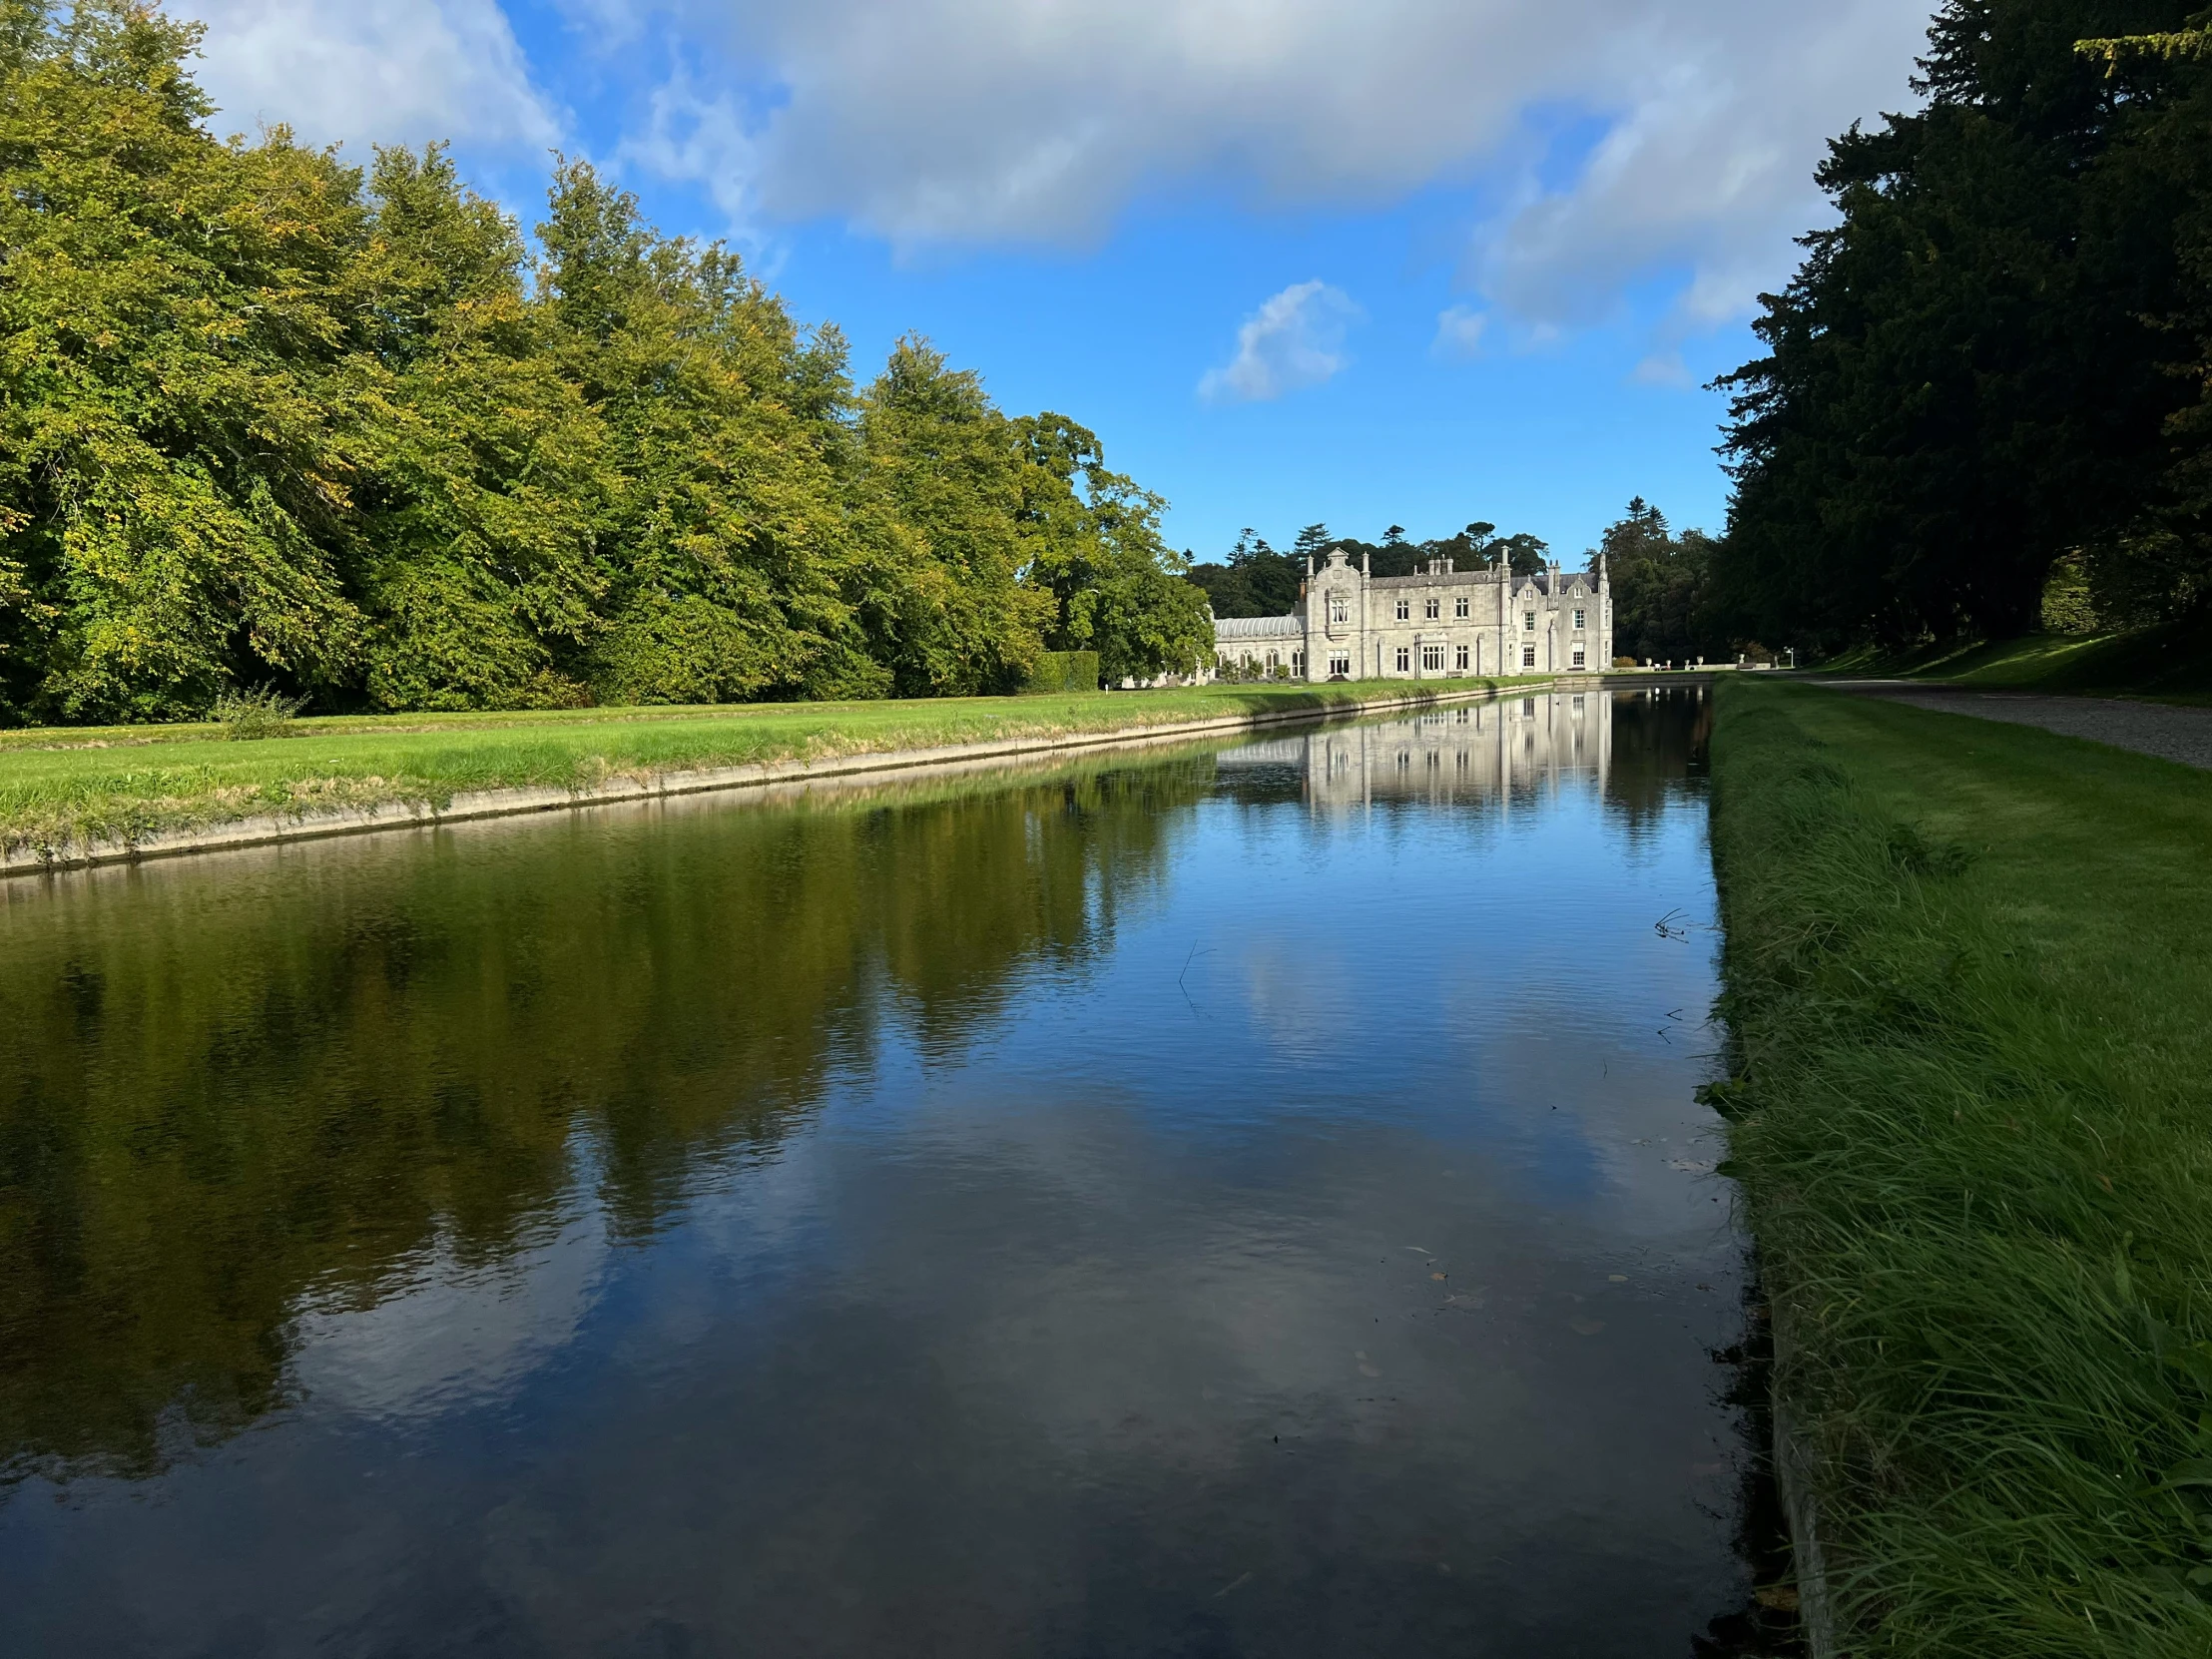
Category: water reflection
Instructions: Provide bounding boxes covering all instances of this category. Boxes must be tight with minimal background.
[0,690,1748,1657]
[1217,687,1709,827]
[0,764,1208,1475]
[1221,688,1613,811]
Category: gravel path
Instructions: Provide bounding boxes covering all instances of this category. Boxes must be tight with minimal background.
[1821,679,2212,771]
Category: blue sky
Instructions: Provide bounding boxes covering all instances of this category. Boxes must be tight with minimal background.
[178,0,1936,562]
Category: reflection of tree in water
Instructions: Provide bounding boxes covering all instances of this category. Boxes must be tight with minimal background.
[0,759,1208,1480]
[1603,689,1712,837]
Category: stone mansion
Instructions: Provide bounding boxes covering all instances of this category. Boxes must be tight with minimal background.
[1212,545,1613,683]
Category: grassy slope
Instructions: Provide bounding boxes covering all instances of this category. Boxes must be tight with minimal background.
[1708,679,2212,1657]
[0,679,1540,858]
[1821,617,2212,704]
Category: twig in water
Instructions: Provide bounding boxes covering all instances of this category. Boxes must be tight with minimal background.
[1178,943,1215,1018]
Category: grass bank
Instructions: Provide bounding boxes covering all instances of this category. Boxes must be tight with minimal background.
[1820,617,2212,704]
[0,678,1542,864]
[1708,679,2212,1656]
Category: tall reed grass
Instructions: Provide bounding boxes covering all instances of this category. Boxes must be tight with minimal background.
[1709,681,2212,1656]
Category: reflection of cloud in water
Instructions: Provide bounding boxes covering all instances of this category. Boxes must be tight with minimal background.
[1183,698,1725,1227]
[1235,943,1357,1065]
[681,1080,1737,1577]
[288,1187,609,1424]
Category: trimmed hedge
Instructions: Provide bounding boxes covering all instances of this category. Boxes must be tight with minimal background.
[1016,651,1102,696]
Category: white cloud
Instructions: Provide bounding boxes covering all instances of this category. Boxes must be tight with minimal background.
[1199,280,1360,404]
[617,62,760,229]
[1433,304,1488,359]
[175,0,1936,342]
[618,0,1930,333]
[1631,350,1693,388]
[181,0,560,153]
[1472,15,1919,333]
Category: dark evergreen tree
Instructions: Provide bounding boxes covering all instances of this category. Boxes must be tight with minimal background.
[1600,498,1720,663]
[1715,0,2211,650]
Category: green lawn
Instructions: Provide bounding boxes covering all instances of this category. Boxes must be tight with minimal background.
[0,678,1542,861]
[1708,679,2212,1656]
[1820,617,2212,704]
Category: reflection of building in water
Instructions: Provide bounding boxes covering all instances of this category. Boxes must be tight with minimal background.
[1215,691,1611,810]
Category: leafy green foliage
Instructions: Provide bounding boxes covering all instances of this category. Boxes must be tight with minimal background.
[0,1,1207,725]
[1016,651,1100,695]
[210,685,302,741]
[1601,497,1721,663]
[1012,411,1212,681]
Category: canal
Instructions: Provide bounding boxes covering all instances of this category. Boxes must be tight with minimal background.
[0,688,1756,1655]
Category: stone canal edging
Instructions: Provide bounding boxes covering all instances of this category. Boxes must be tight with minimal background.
[1771,1359,1841,1658]
[3,677,1646,877]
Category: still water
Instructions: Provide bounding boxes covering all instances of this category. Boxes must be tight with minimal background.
[0,689,1746,1657]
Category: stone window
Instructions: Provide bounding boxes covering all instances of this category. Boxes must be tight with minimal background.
[1523,611,1536,632]
[1424,597,1439,620]
[1292,650,1305,676]
[1422,644,1444,672]
[1454,595,1469,618]
[1331,597,1349,624]
[1454,644,1469,671]
[1573,608,1586,630]
[1521,644,1536,669]
[1396,598,1410,621]
[1328,653,1350,678]
[1395,646,1410,672]
[1571,648,1586,669]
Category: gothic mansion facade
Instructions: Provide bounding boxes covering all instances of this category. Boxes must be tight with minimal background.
[1213,546,1613,683]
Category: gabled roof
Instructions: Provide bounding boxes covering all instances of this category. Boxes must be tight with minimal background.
[1517,572,1598,597]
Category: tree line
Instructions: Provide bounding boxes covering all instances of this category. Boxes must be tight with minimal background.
[0,2,1212,725]
[1714,0,2212,653]
[1189,520,1555,619]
